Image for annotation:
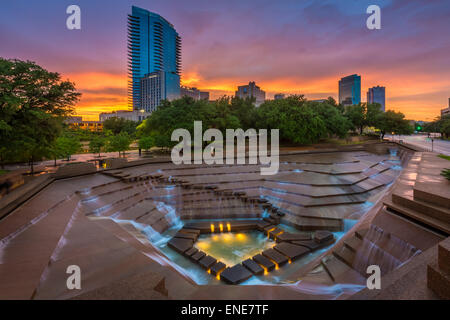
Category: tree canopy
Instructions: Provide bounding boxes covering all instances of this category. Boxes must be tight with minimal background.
[138,95,355,146]
[375,110,413,138]
[0,58,80,170]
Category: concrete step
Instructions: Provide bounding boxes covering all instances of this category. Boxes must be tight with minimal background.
[414,182,450,210]
[427,261,450,299]
[320,255,365,284]
[438,237,450,275]
[332,246,356,269]
[343,235,363,253]
[392,191,450,224]
[285,215,342,231]
[355,228,368,240]
[384,198,450,235]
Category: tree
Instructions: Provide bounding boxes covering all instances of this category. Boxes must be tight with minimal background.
[89,136,106,157]
[345,104,366,134]
[375,110,413,139]
[138,136,154,151]
[256,96,327,144]
[54,135,81,161]
[103,117,137,136]
[366,103,383,127]
[441,119,450,139]
[310,101,350,138]
[107,132,132,157]
[0,58,80,173]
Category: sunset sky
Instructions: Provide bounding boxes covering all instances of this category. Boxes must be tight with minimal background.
[1,0,449,121]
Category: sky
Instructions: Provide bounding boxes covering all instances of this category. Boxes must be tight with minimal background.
[1,0,449,121]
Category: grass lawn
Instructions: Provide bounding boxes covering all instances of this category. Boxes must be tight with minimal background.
[0,169,10,176]
[438,154,450,161]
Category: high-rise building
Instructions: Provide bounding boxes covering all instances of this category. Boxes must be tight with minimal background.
[441,98,450,117]
[180,86,210,101]
[235,81,266,107]
[367,86,386,112]
[274,93,285,100]
[338,74,361,106]
[128,6,181,111]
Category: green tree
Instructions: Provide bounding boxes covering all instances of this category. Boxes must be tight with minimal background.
[366,103,383,127]
[310,101,351,138]
[89,136,106,157]
[441,119,450,139]
[103,117,137,136]
[138,136,155,151]
[375,110,413,139]
[0,58,80,172]
[344,104,366,134]
[256,96,327,144]
[54,135,81,161]
[107,132,132,157]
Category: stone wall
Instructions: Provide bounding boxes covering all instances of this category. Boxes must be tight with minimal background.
[54,162,97,179]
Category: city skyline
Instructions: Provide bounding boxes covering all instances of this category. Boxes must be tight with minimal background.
[1,0,449,121]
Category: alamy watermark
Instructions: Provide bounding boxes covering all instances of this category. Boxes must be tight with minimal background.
[66,265,81,290]
[366,5,381,30]
[171,121,279,175]
[66,5,81,30]
[366,265,381,290]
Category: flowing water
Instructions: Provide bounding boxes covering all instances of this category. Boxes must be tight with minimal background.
[352,225,420,276]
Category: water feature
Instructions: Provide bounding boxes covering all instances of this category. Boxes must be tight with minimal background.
[352,225,421,276]
[195,231,274,266]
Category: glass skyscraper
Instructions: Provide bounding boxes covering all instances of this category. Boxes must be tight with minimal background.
[128,6,181,111]
[367,86,386,112]
[338,74,361,106]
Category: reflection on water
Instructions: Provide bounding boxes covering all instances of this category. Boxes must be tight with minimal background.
[195,232,275,266]
[151,221,351,286]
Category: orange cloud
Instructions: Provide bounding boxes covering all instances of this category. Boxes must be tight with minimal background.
[70,70,447,122]
[64,72,129,121]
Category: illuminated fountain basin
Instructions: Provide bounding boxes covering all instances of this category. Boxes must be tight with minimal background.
[154,220,356,285]
[195,231,275,267]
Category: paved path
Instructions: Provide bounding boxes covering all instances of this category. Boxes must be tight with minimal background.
[386,134,450,156]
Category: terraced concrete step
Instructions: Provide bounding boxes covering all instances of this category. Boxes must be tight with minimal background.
[286,215,342,231]
[332,246,356,269]
[355,228,368,240]
[384,198,450,235]
[252,254,275,271]
[242,258,264,275]
[273,242,310,261]
[414,183,450,210]
[320,255,365,284]
[210,262,226,276]
[261,248,289,266]
[438,238,450,274]
[275,232,311,243]
[220,264,252,285]
[343,235,363,253]
[392,191,450,223]
[427,261,450,299]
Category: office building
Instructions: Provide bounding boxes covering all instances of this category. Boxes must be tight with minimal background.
[235,81,266,107]
[441,98,450,117]
[274,93,285,100]
[367,86,386,112]
[99,110,152,122]
[338,74,361,106]
[128,6,181,111]
[65,117,103,132]
[180,86,210,101]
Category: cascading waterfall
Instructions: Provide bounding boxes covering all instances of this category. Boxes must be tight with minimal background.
[352,225,420,276]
